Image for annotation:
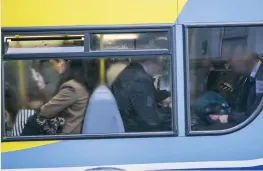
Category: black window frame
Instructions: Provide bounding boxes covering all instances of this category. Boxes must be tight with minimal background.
[1,24,177,142]
[184,23,263,136]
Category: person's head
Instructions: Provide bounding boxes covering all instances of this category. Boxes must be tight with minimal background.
[49,59,67,74]
[229,56,248,74]
[228,45,249,74]
[133,56,164,77]
[26,89,44,110]
[60,59,99,92]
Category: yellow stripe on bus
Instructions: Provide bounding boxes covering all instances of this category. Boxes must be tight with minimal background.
[1,0,187,27]
[1,141,59,153]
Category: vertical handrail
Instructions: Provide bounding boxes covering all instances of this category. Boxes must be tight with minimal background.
[99,35,105,84]
[17,61,26,105]
[15,35,26,106]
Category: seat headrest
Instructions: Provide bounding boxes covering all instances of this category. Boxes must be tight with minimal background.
[89,85,115,100]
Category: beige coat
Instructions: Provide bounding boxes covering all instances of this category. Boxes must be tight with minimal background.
[40,80,89,134]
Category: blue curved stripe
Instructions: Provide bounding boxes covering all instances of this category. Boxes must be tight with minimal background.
[160,166,263,170]
[191,165,263,170]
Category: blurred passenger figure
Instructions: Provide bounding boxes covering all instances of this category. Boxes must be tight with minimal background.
[111,56,172,132]
[38,60,99,134]
[10,60,68,136]
[191,91,233,130]
[211,52,263,125]
[12,87,44,136]
[4,83,20,136]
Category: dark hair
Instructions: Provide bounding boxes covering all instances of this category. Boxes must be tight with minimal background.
[27,82,44,101]
[4,83,20,122]
[57,59,99,92]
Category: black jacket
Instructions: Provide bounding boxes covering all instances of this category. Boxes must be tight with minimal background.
[229,63,263,124]
[111,62,171,132]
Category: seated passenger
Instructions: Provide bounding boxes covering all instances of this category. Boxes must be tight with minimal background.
[111,57,172,132]
[26,60,99,135]
[191,91,234,130]
[12,81,44,136]
[191,60,240,130]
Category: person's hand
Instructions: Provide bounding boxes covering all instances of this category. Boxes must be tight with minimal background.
[209,114,228,123]
[209,115,220,121]
[31,68,45,90]
[163,97,172,106]
[220,82,233,92]
[219,115,228,123]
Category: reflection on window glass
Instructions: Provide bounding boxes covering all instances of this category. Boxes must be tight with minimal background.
[188,26,263,131]
[5,34,84,54]
[3,56,172,137]
[90,32,168,50]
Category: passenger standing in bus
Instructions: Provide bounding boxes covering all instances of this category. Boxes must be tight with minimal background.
[38,60,99,134]
[111,57,172,132]
[210,52,263,125]
[4,83,20,136]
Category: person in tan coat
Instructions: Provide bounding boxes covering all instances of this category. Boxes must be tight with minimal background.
[39,59,99,134]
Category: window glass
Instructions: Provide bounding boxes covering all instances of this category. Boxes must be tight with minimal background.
[188,26,263,131]
[3,55,173,137]
[90,32,168,50]
[5,34,84,54]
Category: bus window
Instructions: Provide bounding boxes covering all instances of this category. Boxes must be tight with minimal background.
[90,32,168,50]
[3,55,173,137]
[5,34,84,54]
[188,25,263,131]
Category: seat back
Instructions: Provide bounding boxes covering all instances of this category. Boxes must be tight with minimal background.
[82,85,125,134]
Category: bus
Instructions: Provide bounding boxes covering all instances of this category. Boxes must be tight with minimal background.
[1,0,263,170]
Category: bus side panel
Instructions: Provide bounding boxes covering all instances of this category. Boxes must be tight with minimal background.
[2,110,263,169]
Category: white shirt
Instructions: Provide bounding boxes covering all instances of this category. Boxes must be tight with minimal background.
[250,60,262,78]
[12,109,35,136]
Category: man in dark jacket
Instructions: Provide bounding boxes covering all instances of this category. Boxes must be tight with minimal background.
[210,52,263,125]
[228,52,263,124]
[111,57,172,132]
